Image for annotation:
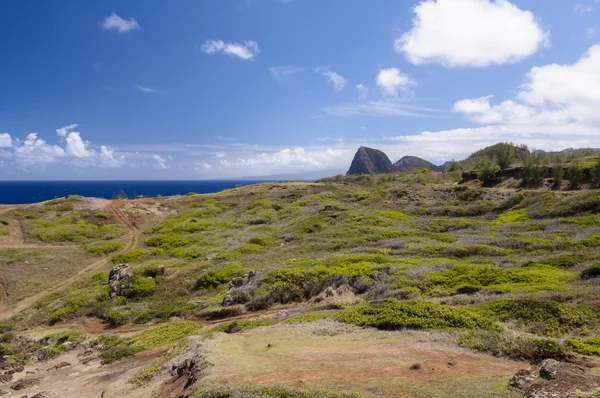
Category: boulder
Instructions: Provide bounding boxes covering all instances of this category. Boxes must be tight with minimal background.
[108,264,134,298]
[10,378,39,390]
[510,359,600,398]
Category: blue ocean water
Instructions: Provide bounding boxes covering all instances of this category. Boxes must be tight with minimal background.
[0,180,267,204]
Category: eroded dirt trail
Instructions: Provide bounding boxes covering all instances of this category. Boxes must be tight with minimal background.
[0,201,139,319]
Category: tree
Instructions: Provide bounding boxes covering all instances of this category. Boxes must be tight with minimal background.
[495,142,516,170]
[552,164,565,188]
[521,154,546,188]
[567,161,584,189]
[591,159,600,188]
[475,157,499,181]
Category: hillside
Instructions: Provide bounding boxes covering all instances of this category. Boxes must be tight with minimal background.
[346,146,395,175]
[1,174,600,397]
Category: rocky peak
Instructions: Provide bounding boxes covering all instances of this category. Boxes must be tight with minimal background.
[393,156,443,172]
[346,146,395,175]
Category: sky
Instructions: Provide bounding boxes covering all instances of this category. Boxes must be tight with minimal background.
[1,0,600,180]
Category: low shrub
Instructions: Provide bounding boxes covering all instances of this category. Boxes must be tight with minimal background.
[196,263,244,290]
[567,336,600,357]
[127,321,199,349]
[494,209,529,225]
[87,241,123,255]
[111,249,146,264]
[100,346,140,364]
[333,299,496,330]
[488,299,599,336]
[458,330,566,362]
[124,276,156,299]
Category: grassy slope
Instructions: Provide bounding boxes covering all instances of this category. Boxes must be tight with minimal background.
[2,172,600,396]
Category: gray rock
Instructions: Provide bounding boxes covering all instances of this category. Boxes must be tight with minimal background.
[108,264,134,298]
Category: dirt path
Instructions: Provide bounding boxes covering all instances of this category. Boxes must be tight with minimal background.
[0,201,139,320]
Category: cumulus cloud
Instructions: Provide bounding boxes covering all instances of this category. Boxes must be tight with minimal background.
[56,124,77,137]
[201,39,260,60]
[395,0,547,67]
[153,154,170,169]
[65,132,95,158]
[376,68,414,96]
[14,133,66,166]
[315,67,348,92]
[0,133,12,148]
[100,12,140,33]
[100,146,123,168]
[454,44,600,127]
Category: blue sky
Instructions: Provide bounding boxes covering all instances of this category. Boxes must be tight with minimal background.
[1,0,600,179]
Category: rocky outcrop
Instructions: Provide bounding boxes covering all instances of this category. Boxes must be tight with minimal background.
[346,147,395,175]
[510,359,600,397]
[222,271,256,307]
[393,156,443,172]
[108,264,134,298]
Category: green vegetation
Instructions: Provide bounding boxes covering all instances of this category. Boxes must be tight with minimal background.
[24,212,124,243]
[333,299,496,330]
[111,248,146,264]
[87,241,124,255]
[567,336,600,357]
[127,321,199,349]
[196,263,244,290]
[194,387,362,398]
[100,346,141,364]
[582,264,600,280]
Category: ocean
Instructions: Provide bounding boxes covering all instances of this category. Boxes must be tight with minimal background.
[0,180,271,204]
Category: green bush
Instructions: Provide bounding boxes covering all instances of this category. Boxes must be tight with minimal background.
[128,321,199,349]
[0,219,9,226]
[0,228,8,236]
[100,346,140,364]
[334,299,496,330]
[111,249,146,264]
[458,330,565,362]
[124,276,156,299]
[567,336,600,357]
[488,299,599,336]
[87,241,124,255]
[196,264,244,290]
[494,209,529,225]
[247,235,273,246]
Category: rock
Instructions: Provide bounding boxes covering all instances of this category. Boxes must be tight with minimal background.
[62,341,76,351]
[157,265,166,277]
[47,362,71,371]
[539,359,562,380]
[511,360,600,398]
[228,277,244,289]
[34,347,56,362]
[10,379,39,390]
[0,374,13,384]
[510,369,536,390]
[163,358,211,398]
[247,270,256,279]
[409,363,422,371]
[108,264,134,298]
[393,156,443,172]
[0,390,7,395]
[31,392,49,398]
[346,146,395,175]
[221,294,234,307]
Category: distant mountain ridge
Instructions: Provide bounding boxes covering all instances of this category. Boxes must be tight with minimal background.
[347,146,443,175]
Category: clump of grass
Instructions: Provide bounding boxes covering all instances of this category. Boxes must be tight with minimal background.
[0,219,9,226]
[0,228,9,236]
[333,299,496,330]
[523,253,592,269]
[567,336,600,357]
[87,241,124,255]
[488,299,600,336]
[458,330,565,362]
[111,248,146,264]
[127,321,199,349]
[100,346,141,364]
[196,263,244,290]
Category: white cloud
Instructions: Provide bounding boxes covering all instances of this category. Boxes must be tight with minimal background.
[153,154,170,169]
[376,68,414,96]
[136,85,161,94]
[201,39,260,60]
[0,133,12,148]
[315,67,348,92]
[356,84,369,100]
[100,12,140,33]
[200,162,212,169]
[56,124,78,138]
[269,66,302,82]
[574,4,593,13]
[100,146,123,167]
[214,152,226,158]
[14,133,66,166]
[65,132,95,158]
[231,147,351,170]
[395,0,547,67]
